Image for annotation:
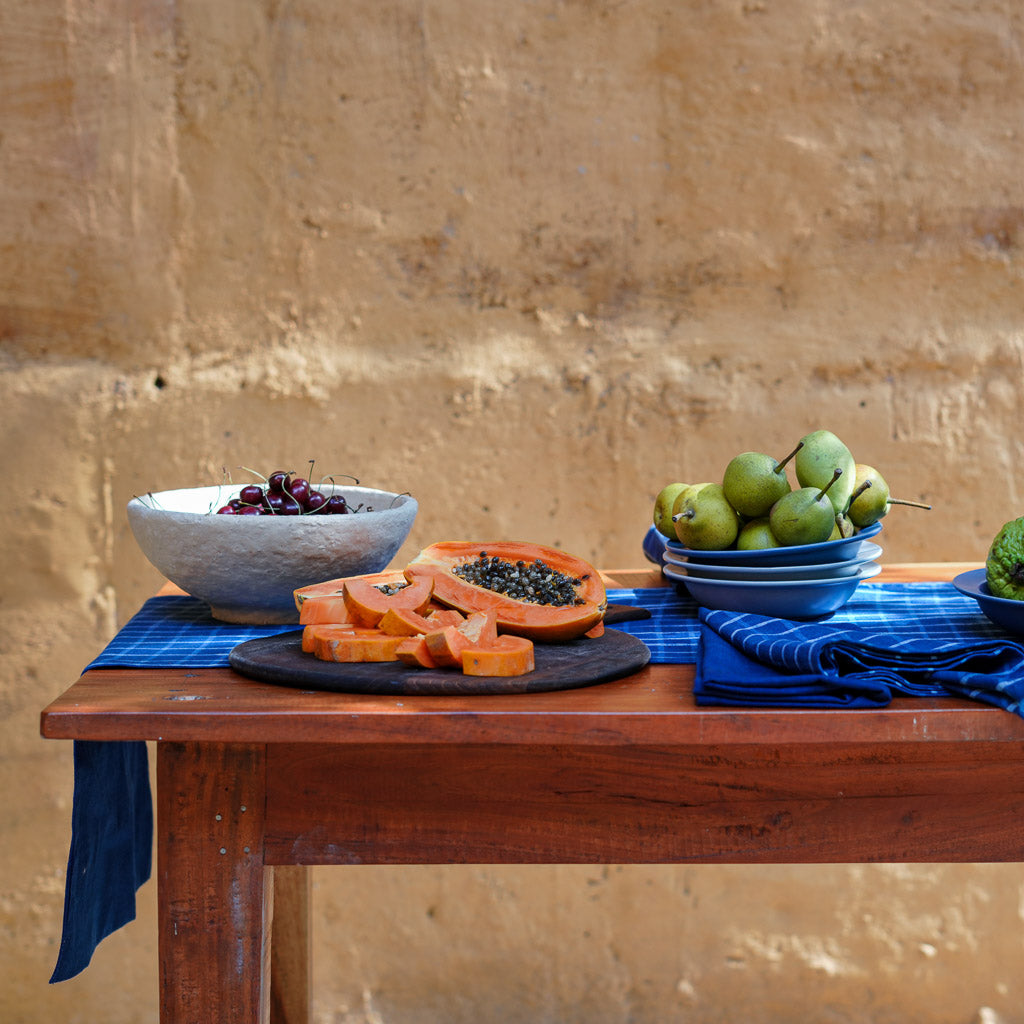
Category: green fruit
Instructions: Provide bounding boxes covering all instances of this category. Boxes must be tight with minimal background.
[847,464,932,527]
[737,517,780,551]
[653,483,688,539]
[721,442,801,519]
[829,512,856,540]
[986,517,1024,601]
[769,468,845,546]
[673,483,741,550]
[795,429,856,514]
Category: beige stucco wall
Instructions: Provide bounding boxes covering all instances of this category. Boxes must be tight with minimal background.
[3,1,1024,1021]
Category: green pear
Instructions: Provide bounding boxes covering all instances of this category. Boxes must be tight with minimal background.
[737,517,781,551]
[653,483,688,538]
[829,512,855,540]
[769,468,845,546]
[672,483,741,550]
[847,464,932,528]
[795,429,856,514]
[722,442,803,519]
[671,482,713,520]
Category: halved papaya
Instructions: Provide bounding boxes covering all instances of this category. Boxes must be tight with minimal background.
[403,541,606,642]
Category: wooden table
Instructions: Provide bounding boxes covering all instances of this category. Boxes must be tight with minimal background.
[40,564,1024,1024]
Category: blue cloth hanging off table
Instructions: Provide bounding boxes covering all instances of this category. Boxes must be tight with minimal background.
[49,741,152,983]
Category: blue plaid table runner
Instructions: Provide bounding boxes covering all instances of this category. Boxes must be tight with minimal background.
[53,579,1024,984]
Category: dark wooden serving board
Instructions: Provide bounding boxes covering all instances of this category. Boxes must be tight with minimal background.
[229,627,651,696]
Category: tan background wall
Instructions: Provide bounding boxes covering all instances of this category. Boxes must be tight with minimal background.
[3,1,1024,1022]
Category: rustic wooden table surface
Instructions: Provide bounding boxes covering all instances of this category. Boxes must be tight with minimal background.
[41,563,1024,1024]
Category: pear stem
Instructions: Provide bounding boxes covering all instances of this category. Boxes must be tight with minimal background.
[816,467,842,500]
[843,479,871,514]
[773,440,804,475]
[888,497,932,510]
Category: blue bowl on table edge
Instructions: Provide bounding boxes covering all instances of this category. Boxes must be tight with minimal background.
[664,521,883,567]
[953,568,1024,636]
[663,561,882,618]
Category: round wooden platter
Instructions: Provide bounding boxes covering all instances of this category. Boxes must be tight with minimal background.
[229,627,651,696]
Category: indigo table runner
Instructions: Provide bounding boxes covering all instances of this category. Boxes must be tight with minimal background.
[52,580,1020,982]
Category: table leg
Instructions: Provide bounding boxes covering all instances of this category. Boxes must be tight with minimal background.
[157,742,271,1024]
[270,866,312,1024]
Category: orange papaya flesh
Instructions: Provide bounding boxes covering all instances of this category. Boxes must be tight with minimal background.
[395,635,440,668]
[303,623,384,654]
[299,593,356,626]
[423,611,497,668]
[584,620,605,639]
[377,606,438,636]
[342,575,435,627]
[313,629,405,663]
[403,541,606,642]
[461,635,536,677]
[293,569,408,611]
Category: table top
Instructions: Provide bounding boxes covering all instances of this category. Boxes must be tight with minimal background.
[40,562,1024,747]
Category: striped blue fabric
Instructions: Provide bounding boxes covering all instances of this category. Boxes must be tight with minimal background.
[85,596,300,670]
[694,583,1024,716]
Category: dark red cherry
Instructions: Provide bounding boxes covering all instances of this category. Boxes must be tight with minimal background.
[267,471,287,494]
[324,495,349,514]
[237,504,263,515]
[279,495,303,515]
[285,476,311,506]
[216,505,236,515]
[306,490,328,513]
[239,484,264,506]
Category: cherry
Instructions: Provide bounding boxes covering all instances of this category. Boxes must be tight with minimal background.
[279,495,303,515]
[267,471,287,494]
[285,476,311,507]
[216,505,236,515]
[263,491,286,514]
[323,495,349,514]
[239,484,264,506]
[306,490,328,513]
[237,505,262,516]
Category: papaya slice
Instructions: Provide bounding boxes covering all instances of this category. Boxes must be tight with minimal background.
[395,635,440,668]
[403,541,606,642]
[312,628,405,663]
[303,623,383,655]
[293,569,406,611]
[343,574,434,627]
[299,593,356,626]
[424,611,498,668]
[461,635,536,677]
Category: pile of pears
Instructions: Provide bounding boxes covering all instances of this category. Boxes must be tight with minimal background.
[653,429,932,551]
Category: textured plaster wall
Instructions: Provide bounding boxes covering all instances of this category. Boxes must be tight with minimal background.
[3,1,1024,1022]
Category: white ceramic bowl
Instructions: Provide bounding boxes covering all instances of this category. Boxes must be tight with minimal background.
[662,543,883,582]
[127,483,418,623]
[663,561,882,618]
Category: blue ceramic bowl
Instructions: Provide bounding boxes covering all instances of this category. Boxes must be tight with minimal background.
[663,521,883,567]
[953,568,1024,635]
[662,561,882,618]
[663,543,882,582]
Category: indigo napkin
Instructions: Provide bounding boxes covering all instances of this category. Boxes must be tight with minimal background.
[696,601,1024,716]
[50,740,152,983]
